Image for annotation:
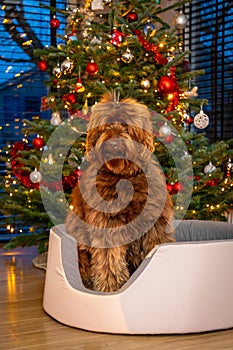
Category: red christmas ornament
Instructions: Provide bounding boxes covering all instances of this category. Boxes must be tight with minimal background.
[173,181,184,194]
[110,28,125,46]
[166,183,173,193]
[195,175,201,181]
[126,11,138,22]
[184,116,194,125]
[50,17,60,29]
[66,93,77,104]
[164,134,174,144]
[158,76,178,94]
[205,178,219,187]
[37,60,49,71]
[32,137,45,149]
[85,61,99,75]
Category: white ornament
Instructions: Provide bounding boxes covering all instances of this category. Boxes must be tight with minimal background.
[50,112,62,126]
[159,123,172,137]
[194,107,209,129]
[204,161,216,174]
[30,168,42,183]
[91,0,104,10]
[181,151,192,160]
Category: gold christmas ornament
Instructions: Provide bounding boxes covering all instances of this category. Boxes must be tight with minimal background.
[121,48,134,63]
[140,78,151,89]
[53,64,62,78]
[61,58,74,75]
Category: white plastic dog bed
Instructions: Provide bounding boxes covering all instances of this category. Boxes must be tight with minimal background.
[43,220,233,334]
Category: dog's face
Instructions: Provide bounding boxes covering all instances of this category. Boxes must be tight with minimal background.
[85,94,155,175]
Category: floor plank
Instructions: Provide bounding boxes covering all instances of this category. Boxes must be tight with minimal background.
[0,246,233,350]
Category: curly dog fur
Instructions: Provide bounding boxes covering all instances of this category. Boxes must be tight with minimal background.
[66,93,175,292]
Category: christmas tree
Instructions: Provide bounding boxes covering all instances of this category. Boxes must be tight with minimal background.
[0,0,232,252]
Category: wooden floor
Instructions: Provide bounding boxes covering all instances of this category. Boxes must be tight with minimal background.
[0,246,233,350]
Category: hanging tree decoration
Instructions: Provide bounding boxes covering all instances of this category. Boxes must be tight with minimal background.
[193,103,210,129]
[30,168,42,184]
[172,10,189,30]
[140,78,151,89]
[53,62,62,78]
[32,136,45,150]
[75,67,85,93]
[110,27,125,47]
[103,0,112,6]
[50,15,60,29]
[224,158,233,178]
[91,0,104,10]
[50,111,62,126]
[121,47,134,63]
[37,59,49,71]
[61,57,74,75]
[126,10,138,23]
[86,60,99,75]
[143,21,156,37]
[159,122,172,137]
[204,161,216,174]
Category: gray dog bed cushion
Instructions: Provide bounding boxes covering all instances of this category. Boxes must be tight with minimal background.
[174,219,233,241]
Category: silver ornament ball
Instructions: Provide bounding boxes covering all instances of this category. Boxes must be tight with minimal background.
[204,161,216,174]
[159,123,172,137]
[53,65,62,78]
[173,11,188,30]
[61,58,74,75]
[30,169,42,183]
[121,48,134,63]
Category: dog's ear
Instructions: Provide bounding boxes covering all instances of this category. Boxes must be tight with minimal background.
[141,133,155,158]
[85,127,97,161]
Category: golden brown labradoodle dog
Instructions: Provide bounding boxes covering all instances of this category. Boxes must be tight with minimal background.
[66,93,175,292]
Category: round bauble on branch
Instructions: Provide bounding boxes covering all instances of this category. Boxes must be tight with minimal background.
[121,48,134,63]
[53,64,62,78]
[66,93,77,104]
[61,58,74,75]
[30,168,42,184]
[204,161,216,174]
[37,60,49,71]
[50,16,60,29]
[126,11,138,22]
[140,78,151,89]
[32,137,45,149]
[158,76,178,95]
[194,106,209,129]
[86,61,99,75]
[159,122,172,137]
[172,11,188,30]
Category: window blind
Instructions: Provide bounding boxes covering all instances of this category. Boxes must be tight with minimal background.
[185,0,233,141]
